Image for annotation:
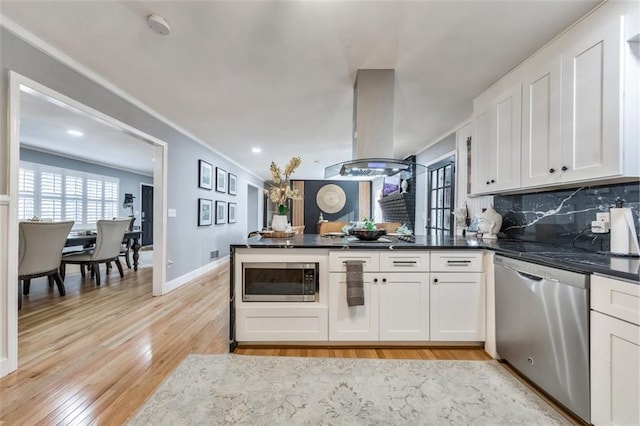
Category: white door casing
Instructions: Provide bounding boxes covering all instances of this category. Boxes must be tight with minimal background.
[1,71,169,378]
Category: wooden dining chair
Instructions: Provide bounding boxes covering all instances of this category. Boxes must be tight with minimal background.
[318,221,348,235]
[60,218,131,286]
[18,220,74,309]
[375,222,402,233]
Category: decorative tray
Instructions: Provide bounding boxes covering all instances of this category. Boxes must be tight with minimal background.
[260,230,296,238]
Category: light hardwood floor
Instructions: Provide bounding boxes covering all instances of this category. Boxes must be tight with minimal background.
[0,261,570,424]
[1,263,230,424]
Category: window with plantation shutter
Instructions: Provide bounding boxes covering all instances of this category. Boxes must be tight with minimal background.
[65,175,83,222]
[18,167,35,220]
[19,161,119,228]
[39,170,63,221]
[104,181,118,219]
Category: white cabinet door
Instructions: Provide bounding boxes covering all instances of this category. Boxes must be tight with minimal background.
[521,56,563,187]
[591,311,640,426]
[329,272,379,341]
[379,272,430,341]
[560,17,623,182]
[493,84,522,192]
[472,107,493,194]
[472,84,522,194]
[430,272,485,341]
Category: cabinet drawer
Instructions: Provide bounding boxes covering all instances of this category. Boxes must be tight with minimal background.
[379,252,429,272]
[431,251,483,272]
[329,251,379,273]
[592,275,640,326]
[236,305,328,341]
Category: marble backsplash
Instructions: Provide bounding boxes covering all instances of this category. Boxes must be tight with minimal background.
[493,182,639,252]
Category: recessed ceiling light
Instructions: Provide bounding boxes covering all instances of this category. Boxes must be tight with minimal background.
[67,129,83,137]
[252,147,262,153]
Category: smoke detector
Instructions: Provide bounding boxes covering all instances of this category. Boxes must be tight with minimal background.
[147,14,171,35]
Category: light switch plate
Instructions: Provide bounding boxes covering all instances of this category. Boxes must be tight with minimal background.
[168,208,177,218]
[596,212,609,222]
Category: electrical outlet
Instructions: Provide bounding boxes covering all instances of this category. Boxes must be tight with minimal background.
[210,250,219,259]
[596,212,610,222]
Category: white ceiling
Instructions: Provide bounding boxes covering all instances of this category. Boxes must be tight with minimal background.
[20,89,155,176]
[1,0,601,180]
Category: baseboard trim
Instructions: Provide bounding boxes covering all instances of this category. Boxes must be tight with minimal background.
[164,255,229,294]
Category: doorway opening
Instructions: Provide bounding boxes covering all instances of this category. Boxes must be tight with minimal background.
[1,71,168,377]
[141,184,154,247]
[246,183,260,235]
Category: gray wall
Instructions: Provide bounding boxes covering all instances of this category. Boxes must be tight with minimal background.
[20,147,153,224]
[1,28,264,281]
[415,133,456,235]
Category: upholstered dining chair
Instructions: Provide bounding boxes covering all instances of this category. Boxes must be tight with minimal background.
[18,220,74,309]
[118,217,135,269]
[60,218,130,286]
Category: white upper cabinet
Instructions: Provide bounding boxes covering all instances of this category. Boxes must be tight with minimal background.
[473,1,639,195]
[521,56,563,187]
[559,14,623,182]
[472,84,522,195]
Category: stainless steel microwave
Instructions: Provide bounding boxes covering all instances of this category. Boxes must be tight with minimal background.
[242,262,318,302]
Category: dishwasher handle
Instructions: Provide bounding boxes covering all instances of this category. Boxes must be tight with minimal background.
[502,263,547,282]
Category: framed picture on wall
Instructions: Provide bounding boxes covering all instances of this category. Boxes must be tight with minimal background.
[215,200,226,224]
[228,202,237,223]
[216,167,227,193]
[198,198,212,226]
[228,173,237,196]
[198,160,213,190]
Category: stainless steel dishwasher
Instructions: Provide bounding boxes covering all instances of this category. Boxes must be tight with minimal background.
[494,255,590,423]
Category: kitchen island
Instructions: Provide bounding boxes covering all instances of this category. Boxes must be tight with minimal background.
[233,233,640,281]
[231,233,638,349]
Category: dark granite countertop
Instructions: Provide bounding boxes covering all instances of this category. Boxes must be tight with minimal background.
[231,234,640,283]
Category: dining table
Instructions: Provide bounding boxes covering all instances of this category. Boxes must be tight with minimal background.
[65,230,143,271]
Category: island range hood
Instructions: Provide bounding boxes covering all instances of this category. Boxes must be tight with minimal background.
[324,69,421,179]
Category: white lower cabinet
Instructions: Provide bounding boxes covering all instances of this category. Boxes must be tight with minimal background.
[328,272,430,341]
[430,251,485,341]
[430,272,485,341]
[328,272,379,341]
[236,305,328,341]
[591,311,640,425]
[591,275,640,425]
[328,251,430,341]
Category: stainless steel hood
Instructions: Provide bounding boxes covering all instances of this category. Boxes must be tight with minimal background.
[325,69,422,179]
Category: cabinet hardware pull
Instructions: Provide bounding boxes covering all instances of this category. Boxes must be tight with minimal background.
[382,278,387,283]
[446,260,471,264]
[486,181,490,185]
[561,166,568,171]
[490,179,495,183]
[392,261,417,265]
[433,278,438,284]
[373,278,378,283]
[342,260,365,264]
[549,168,556,173]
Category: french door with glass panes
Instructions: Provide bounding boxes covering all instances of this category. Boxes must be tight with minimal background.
[427,157,455,234]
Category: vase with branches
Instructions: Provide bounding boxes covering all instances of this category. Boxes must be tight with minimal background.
[269,156,301,230]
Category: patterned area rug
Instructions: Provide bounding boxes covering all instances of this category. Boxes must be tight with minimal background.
[128,354,569,425]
